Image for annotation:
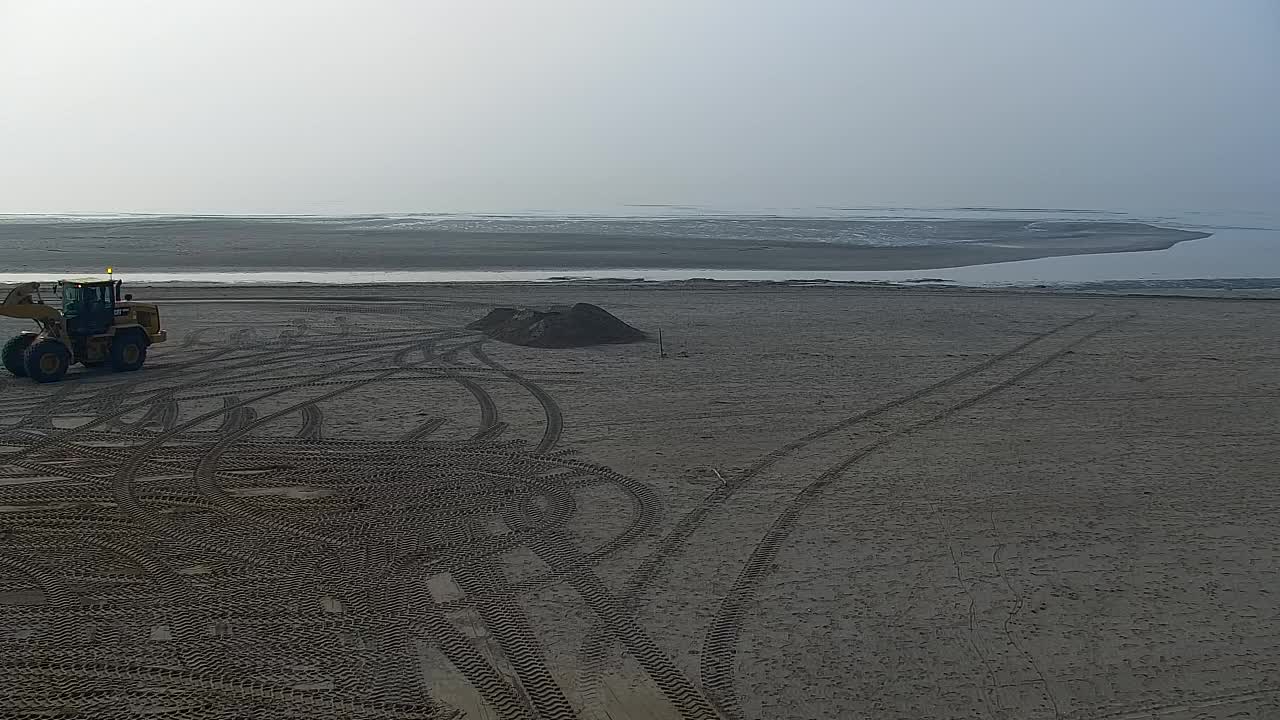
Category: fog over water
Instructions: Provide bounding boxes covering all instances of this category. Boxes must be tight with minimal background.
[1,2,1276,283]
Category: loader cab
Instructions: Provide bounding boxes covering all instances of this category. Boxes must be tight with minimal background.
[60,279,119,337]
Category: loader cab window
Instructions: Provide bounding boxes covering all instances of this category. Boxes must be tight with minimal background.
[62,284,114,336]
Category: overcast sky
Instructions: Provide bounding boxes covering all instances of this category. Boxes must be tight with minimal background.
[1,0,1276,214]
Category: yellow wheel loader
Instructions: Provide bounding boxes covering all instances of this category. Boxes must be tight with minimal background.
[1,278,167,383]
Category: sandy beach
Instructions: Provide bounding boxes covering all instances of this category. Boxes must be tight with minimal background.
[1,282,1277,719]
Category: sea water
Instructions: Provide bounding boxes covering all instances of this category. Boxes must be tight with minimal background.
[1,206,1276,287]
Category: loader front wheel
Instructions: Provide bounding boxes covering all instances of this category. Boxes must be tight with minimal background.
[24,340,71,383]
[110,332,147,372]
[3,334,36,377]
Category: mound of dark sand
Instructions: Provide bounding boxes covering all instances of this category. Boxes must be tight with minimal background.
[467,303,646,348]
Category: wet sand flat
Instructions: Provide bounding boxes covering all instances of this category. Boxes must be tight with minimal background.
[0,283,1276,719]
[0,216,1209,273]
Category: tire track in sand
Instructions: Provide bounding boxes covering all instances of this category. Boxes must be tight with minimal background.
[186,338,477,548]
[698,314,1129,720]
[1,330,465,459]
[414,345,695,717]
[454,560,576,719]
[576,314,1102,705]
[469,345,563,454]
[297,403,324,441]
[108,336,471,558]
[173,334,549,717]
[440,344,500,439]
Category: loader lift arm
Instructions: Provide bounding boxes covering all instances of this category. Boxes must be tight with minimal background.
[0,283,66,340]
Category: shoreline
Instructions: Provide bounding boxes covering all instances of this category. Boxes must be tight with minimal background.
[116,277,1280,302]
[0,215,1211,274]
[4,275,1280,302]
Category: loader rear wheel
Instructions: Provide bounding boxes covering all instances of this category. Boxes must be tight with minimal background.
[110,332,147,372]
[3,334,36,377]
[24,340,71,383]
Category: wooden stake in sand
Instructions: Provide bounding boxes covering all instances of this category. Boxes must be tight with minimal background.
[659,327,666,358]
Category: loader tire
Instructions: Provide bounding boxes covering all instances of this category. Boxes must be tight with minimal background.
[24,340,71,383]
[110,331,147,372]
[3,334,35,377]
